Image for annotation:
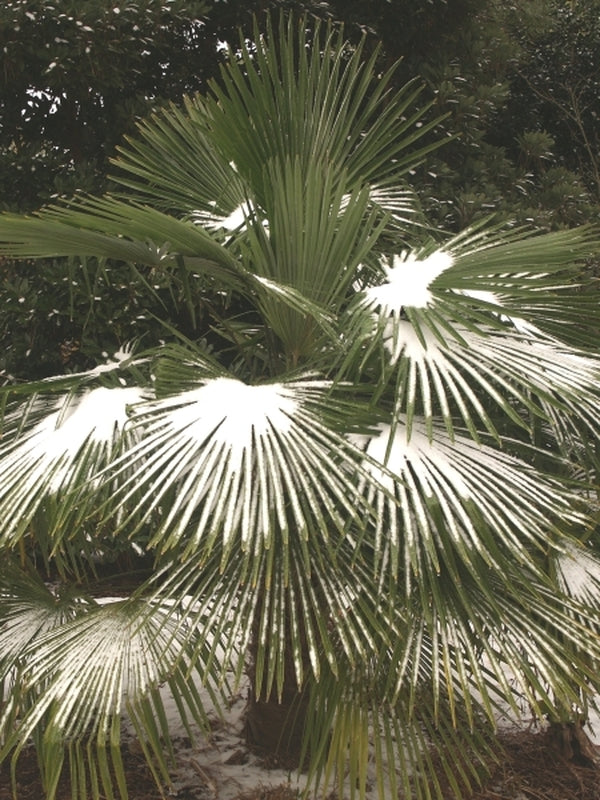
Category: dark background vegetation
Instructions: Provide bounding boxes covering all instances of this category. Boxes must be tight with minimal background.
[1,0,599,381]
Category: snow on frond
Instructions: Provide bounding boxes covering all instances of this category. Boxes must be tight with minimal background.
[354,420,584,582]
[460,288,544,336]
[108,377,367,554]
[145,377,297,444]
[363,250,454,313]
[10,598,208,748]
[382,318,441,364]
[558,544,600,604]
[90,342,138,375]
[213,201,255,232]
[360,422,471,499]
[374,309,600,442]
[191,200,258,232]
[460,288,500,306]
[0,386,144,501]
[31,386,142,455]
[25,345,148,387]
[340,185,417,224]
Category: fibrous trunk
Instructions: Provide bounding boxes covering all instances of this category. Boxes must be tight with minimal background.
[547,720,599,768]
[243,603,310,768]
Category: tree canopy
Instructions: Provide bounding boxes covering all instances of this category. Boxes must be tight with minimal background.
[0,18,599,799]
[1,0,599,379]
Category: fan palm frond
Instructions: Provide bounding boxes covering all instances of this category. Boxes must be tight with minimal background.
[206,16,443,200]
[343,228,600,441]
[99,369,380,564]
[0,385,146,545]
[0,572,215,800]
[353,420,587,586]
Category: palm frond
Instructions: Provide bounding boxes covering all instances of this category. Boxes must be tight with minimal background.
[0,577,215,800]
[342,227,600,441]
[112,95,248,218]
[206,16,444,201]
[354,420,587,586]
[0,386,146,545]
[301,555,600,800]
[304,658,499,800]
[101,372,376,563]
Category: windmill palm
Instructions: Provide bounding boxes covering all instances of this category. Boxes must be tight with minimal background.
[1,14,600,800]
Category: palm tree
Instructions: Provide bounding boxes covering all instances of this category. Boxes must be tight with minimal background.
[1,13,600,800]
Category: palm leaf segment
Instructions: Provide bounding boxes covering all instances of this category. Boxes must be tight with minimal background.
[348,227,600,444]
[106,371,374,561]
[0,567,212,799]
[0,13,599,800]
[0,383,146,545]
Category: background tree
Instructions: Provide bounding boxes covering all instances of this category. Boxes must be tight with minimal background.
[0,16,600,800]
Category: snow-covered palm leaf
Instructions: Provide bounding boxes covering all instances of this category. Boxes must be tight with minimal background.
[353,420,586,586]
[346,227,600,440]
[388,565,600,723]
[298,550,600,800]
[0,565,84,686]
[102,370,377,564]
[381,317,599,443]
[285,523,600,800]
[148,523,393,701]
[0,385,146,545]
[438,223,600,346]
[557,543,600,606]
[0,583,214,800]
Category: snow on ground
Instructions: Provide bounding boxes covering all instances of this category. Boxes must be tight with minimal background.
[132,678,310,800]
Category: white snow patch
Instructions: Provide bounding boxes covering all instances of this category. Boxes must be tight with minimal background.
[33,386,143,457]
[0,387,144,494]
[382,318,441,363]
[364,250,453,313]
[558,543,600,603]
[154,378,298,445]
[460,287,544,336]
[359,421,471,499]
[216,202,253,231]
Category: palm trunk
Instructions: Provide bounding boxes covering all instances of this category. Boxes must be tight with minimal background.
[547,719,599,768]
[243,601,310,768]
[244,670,310,768]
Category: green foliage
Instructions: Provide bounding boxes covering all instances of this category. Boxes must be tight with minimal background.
[0,15,599,800]
[1,0,302,211]
[4,0,600,384]
[499,0,600,198]
[416,0,600,229]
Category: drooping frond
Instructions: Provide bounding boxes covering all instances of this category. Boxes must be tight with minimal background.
[0,573,214,800]
[0,386,146,545]
[344,227,600,442]
[102,373,376,563]
[354,420,586,587]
